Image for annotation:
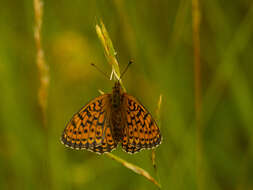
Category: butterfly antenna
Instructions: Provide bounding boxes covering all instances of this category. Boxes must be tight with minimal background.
[91,63,110,80]
[120,60,133,79]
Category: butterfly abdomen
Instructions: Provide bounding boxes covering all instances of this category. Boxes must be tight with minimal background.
[110,108,124,142]
[61,81,162,154]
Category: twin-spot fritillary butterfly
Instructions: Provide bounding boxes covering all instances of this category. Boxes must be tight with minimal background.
[61,81,162,154]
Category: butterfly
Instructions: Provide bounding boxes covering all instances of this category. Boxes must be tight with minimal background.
[61,80,162,154]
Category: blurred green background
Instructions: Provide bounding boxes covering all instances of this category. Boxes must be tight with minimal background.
[1,1,253,190]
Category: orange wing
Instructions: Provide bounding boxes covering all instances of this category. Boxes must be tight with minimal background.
[61,94,117,154]
[121,94,162,154]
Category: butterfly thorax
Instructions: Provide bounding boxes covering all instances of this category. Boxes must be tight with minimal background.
[111,81,124,142]
[61,80,162,154]
[112,81,123,109]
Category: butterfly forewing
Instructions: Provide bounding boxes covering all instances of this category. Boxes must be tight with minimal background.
[61,81,162,154]
[61,94,118,154]
[121,94,162,154]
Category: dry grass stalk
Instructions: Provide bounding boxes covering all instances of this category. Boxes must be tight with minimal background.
[95,20,125,91]
[96,19,161,188]
[106,153,161,188]
[33,0,51,188]
[34,0,49,127]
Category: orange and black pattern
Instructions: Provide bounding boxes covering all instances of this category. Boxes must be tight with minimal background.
[121,94,162,153]
[61,94,117,154]
[61,82,162,154]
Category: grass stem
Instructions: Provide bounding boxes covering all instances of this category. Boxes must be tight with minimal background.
[33,0,50,189]
[96,19,161,188]
[192,0,203,189]
[34,0,49,128]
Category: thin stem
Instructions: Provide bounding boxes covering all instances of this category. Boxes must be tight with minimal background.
[33,0,49,128]
[152,94,163,187]
[192,0,203,189]
[152,94,163,171]
[33,0,50,189]
[106,153,161,188]
[95,20,126,91]
[95,19,161,188]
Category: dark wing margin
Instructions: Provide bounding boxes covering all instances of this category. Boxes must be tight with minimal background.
[61,94,118,154]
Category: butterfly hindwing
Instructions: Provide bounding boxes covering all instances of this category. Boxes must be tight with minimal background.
[121,94,162,153]
[61,94,118,154]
